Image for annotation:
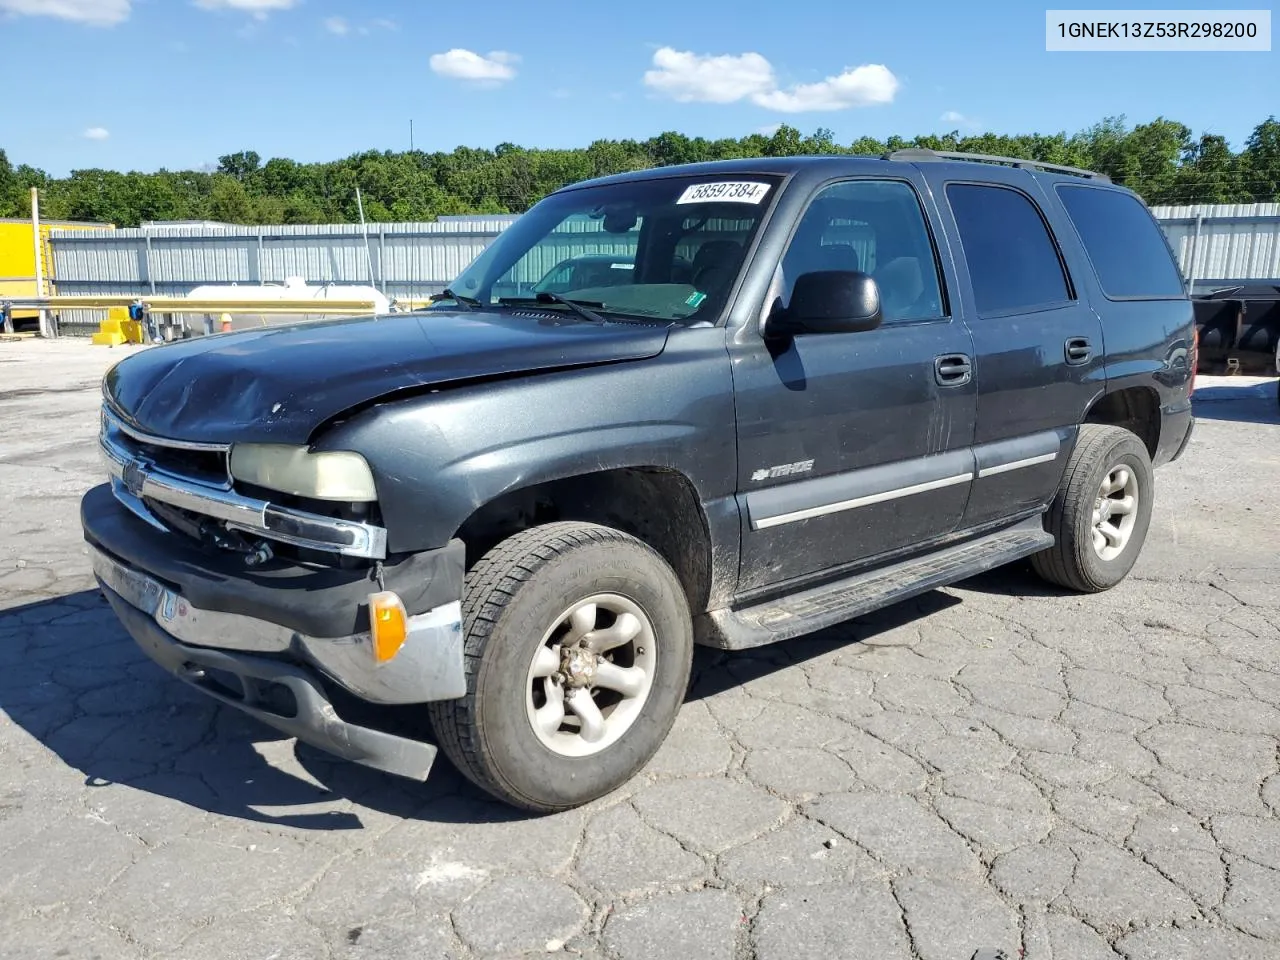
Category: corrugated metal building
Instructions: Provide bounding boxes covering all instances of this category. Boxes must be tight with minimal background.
[1149,202,1280,289]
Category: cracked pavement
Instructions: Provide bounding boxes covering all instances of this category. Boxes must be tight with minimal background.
[2,339,1279,959]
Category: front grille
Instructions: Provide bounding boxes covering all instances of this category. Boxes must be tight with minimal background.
[103,410,231,488]
[131,441,228,487]
[101,404,388,563]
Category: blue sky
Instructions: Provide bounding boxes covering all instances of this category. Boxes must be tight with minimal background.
[1,0,1274,175]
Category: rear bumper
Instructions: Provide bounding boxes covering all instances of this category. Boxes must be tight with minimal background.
[1168,414,1195,464]
[102,587,440,780]
[1155,399,1195,467]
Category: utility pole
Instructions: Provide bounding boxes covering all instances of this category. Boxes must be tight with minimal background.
[410,119,414,153]
[31,187,50,338]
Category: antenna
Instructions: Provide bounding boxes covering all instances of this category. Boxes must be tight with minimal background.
[410,118,414,152]
[355,186,377,291]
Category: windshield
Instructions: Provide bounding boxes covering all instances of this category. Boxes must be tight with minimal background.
[443,174,784,323]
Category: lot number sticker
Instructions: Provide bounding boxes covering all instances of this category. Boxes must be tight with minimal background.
[676,181,771,205]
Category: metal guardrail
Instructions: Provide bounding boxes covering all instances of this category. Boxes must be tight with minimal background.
[1,295,383,314]
[1,294,389,338]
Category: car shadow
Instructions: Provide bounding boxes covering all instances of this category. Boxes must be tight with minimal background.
[0,591,533,829]
[1191,382,1280,425]
[684,589,963,701]
[1,565,1036,829]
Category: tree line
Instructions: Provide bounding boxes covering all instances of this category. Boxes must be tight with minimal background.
[1,115,1277,228]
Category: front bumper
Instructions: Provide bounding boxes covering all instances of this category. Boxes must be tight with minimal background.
[101,587,442,780]
[83,482,469,780]
[88,541,467,706]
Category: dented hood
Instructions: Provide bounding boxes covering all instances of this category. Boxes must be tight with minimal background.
[103,310,671,445]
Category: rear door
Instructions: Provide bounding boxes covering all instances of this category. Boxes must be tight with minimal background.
[920,167,1105,529]
[730,174,978,595]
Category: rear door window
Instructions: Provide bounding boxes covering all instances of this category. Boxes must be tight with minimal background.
[1055,185,1185,299]
[946,184,1071,315]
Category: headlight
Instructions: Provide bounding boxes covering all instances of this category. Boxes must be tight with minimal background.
[229,444,377,501]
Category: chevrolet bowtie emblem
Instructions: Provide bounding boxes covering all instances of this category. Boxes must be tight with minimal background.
[123,458,149,498]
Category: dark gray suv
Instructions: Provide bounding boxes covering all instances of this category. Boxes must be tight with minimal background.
[81,150,1196,811]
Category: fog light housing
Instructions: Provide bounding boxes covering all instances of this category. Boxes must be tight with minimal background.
[369,591,408,663]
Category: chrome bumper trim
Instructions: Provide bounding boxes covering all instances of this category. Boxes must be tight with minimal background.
[99,419,387,560]
[90,543,466,705]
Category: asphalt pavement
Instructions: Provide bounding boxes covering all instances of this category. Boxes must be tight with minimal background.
[1,338,1278,960]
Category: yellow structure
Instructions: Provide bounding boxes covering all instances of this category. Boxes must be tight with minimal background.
[0,215,111,323]
[90,306,144,346]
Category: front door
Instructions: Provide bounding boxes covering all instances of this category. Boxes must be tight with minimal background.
[730,176,978,596]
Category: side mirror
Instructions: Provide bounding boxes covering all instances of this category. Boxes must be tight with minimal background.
[769,270,883,336]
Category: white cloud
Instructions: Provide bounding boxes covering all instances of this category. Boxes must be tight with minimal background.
[940,110,981,129]
[194,0,298,20]
[756,123,781,136]
[753,64,899,113]
[643,47,774,104]
[323,15,347,35]
[644,46,899,113]
[83,126,110,140]
[372,17,396,30]
[429,48,518,83]
[0,0,130,25]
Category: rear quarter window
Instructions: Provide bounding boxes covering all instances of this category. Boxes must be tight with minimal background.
[1055,185,1185,299]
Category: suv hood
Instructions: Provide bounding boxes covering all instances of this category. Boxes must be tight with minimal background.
[104,310,672,445]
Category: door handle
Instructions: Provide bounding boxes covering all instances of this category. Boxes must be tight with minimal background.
[934,353,972,386]
[1065,337,1093,365]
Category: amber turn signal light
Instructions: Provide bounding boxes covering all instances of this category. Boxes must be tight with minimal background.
[368,591,408,663]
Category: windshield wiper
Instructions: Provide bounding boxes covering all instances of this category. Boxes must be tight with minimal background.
[430,287,483,310]
[499,293,606,325]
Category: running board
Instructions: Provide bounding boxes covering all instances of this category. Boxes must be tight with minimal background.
[696,518,1054,650]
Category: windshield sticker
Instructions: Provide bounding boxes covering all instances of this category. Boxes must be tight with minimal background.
[685,291,707,307]
[676,181,771,205]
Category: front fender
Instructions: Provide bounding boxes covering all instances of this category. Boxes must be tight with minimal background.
[314,327,738,555]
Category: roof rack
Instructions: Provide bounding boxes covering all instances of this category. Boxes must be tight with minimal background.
[885,148,1110,182]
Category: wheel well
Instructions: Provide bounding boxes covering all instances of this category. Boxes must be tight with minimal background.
[1084,387,1160,458]
[455,468,714,613]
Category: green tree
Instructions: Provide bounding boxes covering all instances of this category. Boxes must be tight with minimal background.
[208,175,254,223]
[3,113,1275,229]
[217,150,262,183]
[1241,117,1280,202]
[0,149,18,217]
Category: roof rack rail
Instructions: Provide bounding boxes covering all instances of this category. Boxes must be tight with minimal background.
[885,148,1111,182]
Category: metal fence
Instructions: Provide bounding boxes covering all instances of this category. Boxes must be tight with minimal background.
[47,217,519,334]
[45,202,1280,335]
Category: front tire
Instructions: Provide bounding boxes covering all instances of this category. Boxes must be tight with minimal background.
[428,522,693,813]
[1031,424,1154,593]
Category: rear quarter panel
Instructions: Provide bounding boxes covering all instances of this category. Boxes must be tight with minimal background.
[1029,179,1195,464]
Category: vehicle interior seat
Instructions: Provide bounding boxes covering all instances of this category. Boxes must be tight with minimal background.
[874,256,927,320]
[691,240,743,297]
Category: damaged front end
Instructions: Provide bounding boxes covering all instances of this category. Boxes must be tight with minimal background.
[83,401,468,782]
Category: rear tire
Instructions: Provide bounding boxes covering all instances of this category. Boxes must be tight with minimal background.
[428,521,693,813]
[1031,424,1154,593]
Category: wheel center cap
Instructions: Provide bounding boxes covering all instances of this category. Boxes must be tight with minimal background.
[561,647,597,687]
